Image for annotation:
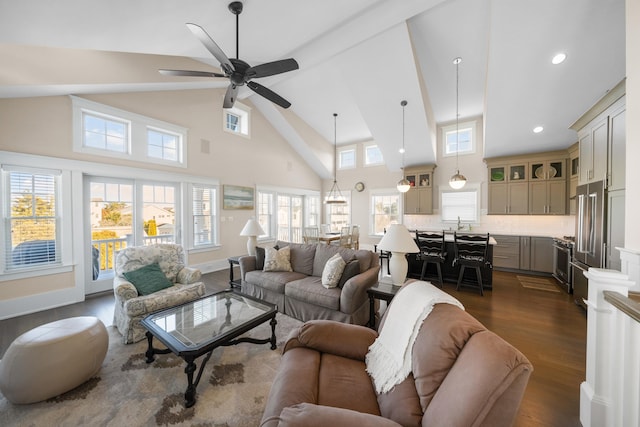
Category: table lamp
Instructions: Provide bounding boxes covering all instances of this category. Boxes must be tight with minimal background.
[377,223,419,285]
[240,218,265,256]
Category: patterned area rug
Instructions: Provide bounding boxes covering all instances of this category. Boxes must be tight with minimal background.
[0,313,303,427]
[517,275,561,293]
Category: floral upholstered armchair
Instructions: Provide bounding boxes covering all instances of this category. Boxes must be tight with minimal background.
[113,244,205,344]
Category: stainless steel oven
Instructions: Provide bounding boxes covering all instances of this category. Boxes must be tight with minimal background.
[553,237,573,293]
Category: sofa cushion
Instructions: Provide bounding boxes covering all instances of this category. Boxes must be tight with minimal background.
[286,243,317,275]
[312,245,374,276]
[312,245,341,277]
[256,245,278,270]
[122,263,173,296]
[265,246,293,272]
[245,270,307,294]
[337,260,360,288]
[285,277,341,310]
[322,253,346,288]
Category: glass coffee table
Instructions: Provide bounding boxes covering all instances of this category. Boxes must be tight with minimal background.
[141,290,277,408]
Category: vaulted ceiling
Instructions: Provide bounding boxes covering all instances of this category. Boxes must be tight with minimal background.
[0,0,626,179]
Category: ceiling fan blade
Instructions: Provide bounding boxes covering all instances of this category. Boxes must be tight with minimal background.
[159,69,226,78]
[186,23,234,75]
[223,84,239,109]
[246,58,299,79]
[247,81,291,109]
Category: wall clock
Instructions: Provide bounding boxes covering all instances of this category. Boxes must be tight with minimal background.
[355,181,365,192]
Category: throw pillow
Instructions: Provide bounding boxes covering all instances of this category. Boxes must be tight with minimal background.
[122,263,173,296]
[322,253,346,289]
[264,246,293,272]
[256,245,278,270]
[337,259,360,288]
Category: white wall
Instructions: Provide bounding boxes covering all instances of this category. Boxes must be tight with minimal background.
[626,0,640,251]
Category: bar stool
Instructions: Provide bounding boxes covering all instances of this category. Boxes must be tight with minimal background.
[415,230,447,287]
[452,232,491,296]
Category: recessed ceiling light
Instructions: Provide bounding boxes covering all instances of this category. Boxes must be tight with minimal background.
[398,147,405,154]
[552,53,567,65]
[533,126,544,133]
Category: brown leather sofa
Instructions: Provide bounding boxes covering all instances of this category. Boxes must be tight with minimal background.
[260,286,533,426]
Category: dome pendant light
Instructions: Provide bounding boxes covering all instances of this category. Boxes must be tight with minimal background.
[397,100,411,193]
[449,57,467,190]
[324,113,347,204]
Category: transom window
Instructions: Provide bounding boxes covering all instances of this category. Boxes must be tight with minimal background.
[338,147,356,169]
[223,102,251,137]
[83,112,129,153]
[443,120,476,156]
[147,128,180,162]
[364,144,384,166]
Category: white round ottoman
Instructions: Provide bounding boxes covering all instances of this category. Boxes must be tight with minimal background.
[0,316,108,404]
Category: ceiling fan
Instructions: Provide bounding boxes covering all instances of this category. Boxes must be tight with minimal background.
[159,1,299,109]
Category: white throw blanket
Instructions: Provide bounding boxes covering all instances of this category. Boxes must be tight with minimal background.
[365,280,464,394]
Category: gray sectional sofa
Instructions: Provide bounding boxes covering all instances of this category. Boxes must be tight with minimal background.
[239,241,380,325]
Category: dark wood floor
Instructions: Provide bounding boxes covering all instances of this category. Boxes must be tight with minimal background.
[0,269,586,426]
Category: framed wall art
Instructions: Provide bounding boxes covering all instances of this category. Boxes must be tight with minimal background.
[223,185,255,210]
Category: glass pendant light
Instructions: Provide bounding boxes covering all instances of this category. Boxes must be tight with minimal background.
[397,100,411,193]
[324,113,347,204]
[449,57,467,190]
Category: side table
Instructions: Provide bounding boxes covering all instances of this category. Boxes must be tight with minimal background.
[367,280,402,329]
[227,255,245,289]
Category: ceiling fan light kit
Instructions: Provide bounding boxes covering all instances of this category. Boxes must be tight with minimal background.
[397,100,411,193]
[325,113,347,205]
[159,1,299,109]
[449,56,467,190]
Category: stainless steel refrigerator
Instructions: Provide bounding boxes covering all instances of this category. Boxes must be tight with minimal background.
[572,180,607,308]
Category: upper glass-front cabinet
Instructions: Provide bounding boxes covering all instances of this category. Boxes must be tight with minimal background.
[530,160,564,181]
[489,163,527,183]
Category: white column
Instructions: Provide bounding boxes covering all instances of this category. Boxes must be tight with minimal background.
[580,268,635,427]
[619,247,640,291]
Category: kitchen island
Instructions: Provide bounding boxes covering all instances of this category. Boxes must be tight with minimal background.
[407,232,496,290]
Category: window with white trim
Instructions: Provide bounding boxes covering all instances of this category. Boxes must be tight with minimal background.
[223,102,251,137]
[442,120,476,156]
[371,192,400,235]
[257,191,275,240]
[338,147,356,169]
[257,189,320,242]
[72,96,187,167]
[364,144,384,166]
[305,196,320,228]
[3,167,61,271]
[191,184,217,247]
[440,185,479,223]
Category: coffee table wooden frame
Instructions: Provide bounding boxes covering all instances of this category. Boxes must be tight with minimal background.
[141,290,277,408]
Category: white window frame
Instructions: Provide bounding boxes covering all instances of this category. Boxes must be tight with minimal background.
[364,144,384,166]
[442,120,476,157]
[71,96,188,167]
[223,101,251,138]
[257,187,320,243]
[189,183,218,249]
[338,145,356,170]
[370,189,400,236]
[257,190,276,241]
[1,165,73,280]
[439,183,480,224]
[147,126,182,163]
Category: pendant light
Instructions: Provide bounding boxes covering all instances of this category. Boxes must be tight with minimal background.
[324,113,347,204]
[449,56,467,190]
[397,100,411,193]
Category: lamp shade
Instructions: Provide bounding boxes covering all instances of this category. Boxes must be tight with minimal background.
[240,218,265,237]
[377,224,419,253]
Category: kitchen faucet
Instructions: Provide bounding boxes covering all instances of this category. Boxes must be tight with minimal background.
[457,216,465,231]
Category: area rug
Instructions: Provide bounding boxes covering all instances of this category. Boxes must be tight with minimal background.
[517,275,561,293]
[0,313,303,427]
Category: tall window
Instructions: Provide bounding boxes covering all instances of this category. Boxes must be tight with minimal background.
[440,186,479,223]
[143,184,176,243]
[277,195,303,243]
[325,193,351,232]
[443,120,476,156]
[4,168,61,270]
[364,144,384,166]
[306,196,320,228]
[192,185,217,247]
[371,192,400,235]
[257,191,275,240]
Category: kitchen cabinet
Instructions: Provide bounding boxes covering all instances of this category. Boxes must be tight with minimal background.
[403,165,435,214]
[492,235,520,269]
[530,237,554,273]
[520,237,531,271]
[486,152,567,215]
[568,143,579,215]
[571,79,625,188]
